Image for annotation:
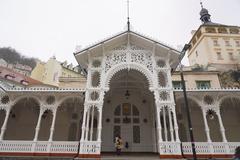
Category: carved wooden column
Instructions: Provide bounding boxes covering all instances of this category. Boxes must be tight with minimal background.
[0,109,10,141]
[168,107,174,142]
[48,108,57,141]
[162,107,168,141]
[216,109,227,142]
[84,109,90,140]
[90,107,95,141]
[33,108,44,141]
[155,103,162,142]
[97,106,102,141]
[202,108,212,142]
[172,107,180,142]
[80,109,87,141]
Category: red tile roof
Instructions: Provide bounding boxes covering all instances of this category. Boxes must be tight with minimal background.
[0,66,43,85]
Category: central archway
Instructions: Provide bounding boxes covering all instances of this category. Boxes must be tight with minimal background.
[101,68,157,153]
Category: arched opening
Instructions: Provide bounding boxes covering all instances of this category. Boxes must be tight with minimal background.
[4,97,39,140]
[53,97,83,141]
[38,110,53,140]
[176,98,206,142]
[220,97,240,141]
[206,110,222,141]
[102,69,156,153]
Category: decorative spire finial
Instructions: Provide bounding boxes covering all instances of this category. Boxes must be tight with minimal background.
[199,0,211,23]
[127,0,130,31]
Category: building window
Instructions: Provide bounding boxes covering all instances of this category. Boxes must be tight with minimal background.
[213,40,219,46]
[236,41,240,47]
[195,51,198,57]
[205,27,216,33]
[225,40,231,47]
[113,103,141,143]
[172,81,182,89]
[216,52,223,60]
[228,52,234,60]
[218,27,228,34]
[230,28,239,34]
[196,81,211,89]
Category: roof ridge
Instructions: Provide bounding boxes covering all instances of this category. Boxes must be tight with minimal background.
[74,29,181,56]
[131,30,180,52]
[74,30,127,54]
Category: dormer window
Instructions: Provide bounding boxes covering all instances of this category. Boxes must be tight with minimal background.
[205,27,216,33]
[230,28,239,34]
[236,41,240,47]
[21,80,29,85]
[217,52,223,60]
[218,27,228,34]
[5,74,15,80]
[213,40,219,46]
[228,52,234,60]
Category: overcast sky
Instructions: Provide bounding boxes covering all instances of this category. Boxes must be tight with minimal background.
[0,0,239,65]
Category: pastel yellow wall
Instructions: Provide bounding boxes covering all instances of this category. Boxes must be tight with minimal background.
[31,61,45,81]
[188,26,240,69]
[59,77,86,89]
[61,67,82,78]
[172,71,221,88]
[43,57,62,86]
[31,57,83,87]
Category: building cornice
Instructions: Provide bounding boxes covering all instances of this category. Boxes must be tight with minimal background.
[174,87,240,92]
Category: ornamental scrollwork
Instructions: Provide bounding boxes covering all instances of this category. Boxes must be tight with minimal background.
[104,45,153,73]
[105,51,127,72]
[131,51,153,72]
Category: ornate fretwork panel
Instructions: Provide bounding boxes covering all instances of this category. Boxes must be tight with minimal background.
[105,51,127,72]
[130,51,153,72]
[104,44,153,73]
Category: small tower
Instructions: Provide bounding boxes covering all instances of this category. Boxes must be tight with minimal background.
[200,2,211,23]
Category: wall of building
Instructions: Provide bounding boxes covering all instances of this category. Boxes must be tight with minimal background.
[58,77,86,89]
[188,26,240,70]
[102,89,156,152]
[31,57,83,87]
[31,61,45,81]
[172,71,221,88]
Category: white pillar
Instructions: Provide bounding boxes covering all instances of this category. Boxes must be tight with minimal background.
[202,109,212,142]
[80,109,87,141]
[84,109,90,140]
[97,107,102,141]
[90,107,95,141]
[156,105,162,142]
[33,108,44,141]
[168,107,174,142]
[0,109,10,141]
[216,110,227,142]
[172,107,180,142]
[163,107,168,141]
[48,108,57,142]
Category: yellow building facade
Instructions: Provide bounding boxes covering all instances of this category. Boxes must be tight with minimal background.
[187,7,240,71]
[31,56,84,87]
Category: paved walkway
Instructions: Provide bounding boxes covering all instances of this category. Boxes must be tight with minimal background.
[100,153,175,160]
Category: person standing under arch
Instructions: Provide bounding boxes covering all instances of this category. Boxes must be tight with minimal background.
[115,136,123,155]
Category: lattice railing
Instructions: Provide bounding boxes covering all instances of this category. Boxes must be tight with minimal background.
[181,142,240,155]
[80,141,101,154]
[50,141,79,153]
[0,141,33,152]
[159,142,181,155]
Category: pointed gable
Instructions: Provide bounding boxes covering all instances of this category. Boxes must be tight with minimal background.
[74,30,181,69]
